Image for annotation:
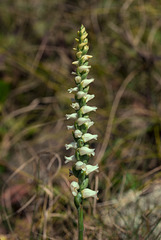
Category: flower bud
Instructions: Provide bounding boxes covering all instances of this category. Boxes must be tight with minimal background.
[70,181,79,196]
[74,129,82,138]
[76,51,82,58]
[75,76,81,83]
[79,42,88,49]
[81,33,88,41]
[72,61,79,65]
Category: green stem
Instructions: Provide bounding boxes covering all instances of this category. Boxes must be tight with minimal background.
[78,204,84,240]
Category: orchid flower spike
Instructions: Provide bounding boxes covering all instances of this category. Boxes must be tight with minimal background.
[65,26,99,236]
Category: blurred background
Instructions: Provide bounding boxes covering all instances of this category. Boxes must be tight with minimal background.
[0,0,161,239]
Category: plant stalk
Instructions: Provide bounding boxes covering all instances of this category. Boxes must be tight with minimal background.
[78,204,84,240]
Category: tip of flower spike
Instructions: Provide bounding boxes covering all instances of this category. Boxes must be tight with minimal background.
[81,24,85,29]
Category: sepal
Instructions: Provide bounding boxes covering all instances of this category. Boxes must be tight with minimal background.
[74,192,82,209]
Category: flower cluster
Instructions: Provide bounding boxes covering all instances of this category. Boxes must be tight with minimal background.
[65,25,98,207]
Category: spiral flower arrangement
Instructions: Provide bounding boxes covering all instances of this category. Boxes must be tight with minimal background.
[65,25,98,239]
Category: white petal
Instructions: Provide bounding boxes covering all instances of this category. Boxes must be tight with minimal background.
[79,147,95,156]
[78,65,91,73]
[85,94,95,103]
[86,164,99,175]
[75,161,87,171]
[65,142,77,150]
[70,181,79,196]
[68,87,78,93]
[81,106,97,114]
[71,102,80,110]
[81,188,98,199]
[75,76,81,83]
[86,121,94,129]
[74,129,82,138]
[66,113,77,120]
[82,133,98,142]
[77,117,91,126]
[67,125,75,130]
[64,155,76,164]
[81,79,94,88]
[76,91,87,99]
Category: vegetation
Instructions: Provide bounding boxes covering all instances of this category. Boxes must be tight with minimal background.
[0,0,161,239]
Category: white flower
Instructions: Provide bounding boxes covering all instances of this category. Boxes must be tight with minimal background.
[75,76,81,83]
[85,121,94,129]
[70,181,79,196]
[64,155,76,164]
[74,130,82,138]
[65,142,77,150]
[75,161,99,175]
[71,102,80,110]
[67,125,75,130]
[81,79,94,88]
[75,161,86,171]
[82,133,98,142]
[81,188,98,199]
[77,117,91,126]
[85,94,95,103]
[79,146,95,156]
[78,65,91,73]
[68,87,78,93]
[86,164,99,174]
[76,91,87,99]
[66,113,77,120]
[81,106,97,114]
